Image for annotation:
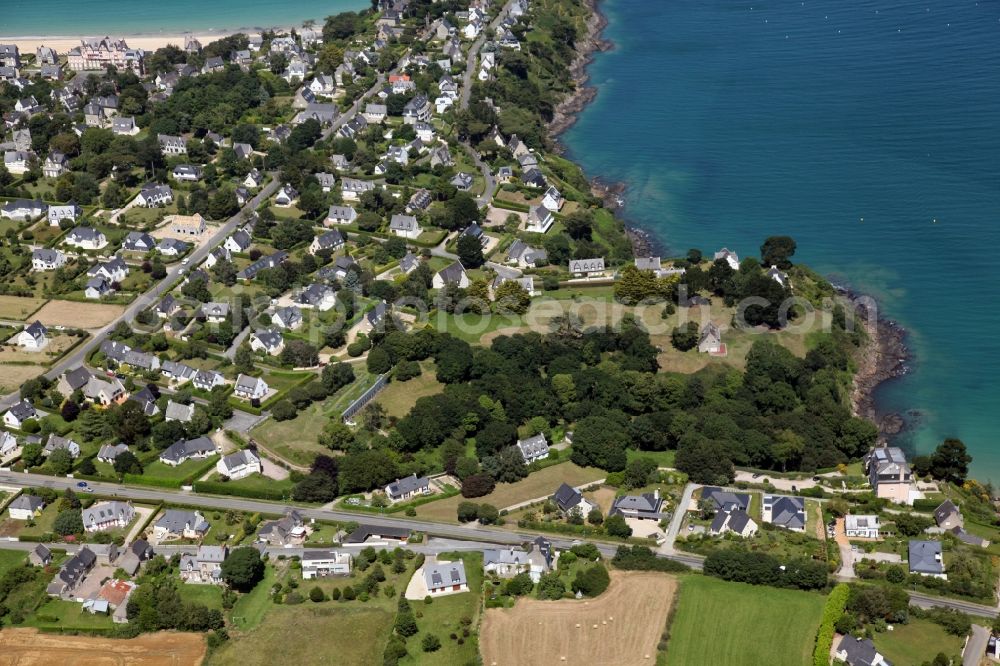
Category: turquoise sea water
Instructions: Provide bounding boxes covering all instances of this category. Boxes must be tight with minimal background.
[0,0,367,37]
[564,0,1000,479]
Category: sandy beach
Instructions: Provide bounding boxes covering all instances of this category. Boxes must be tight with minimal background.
[4,32,242,54]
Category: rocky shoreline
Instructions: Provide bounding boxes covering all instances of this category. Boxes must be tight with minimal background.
[547,1,913,440]
[548,0,613,143]
[845,289,912,440]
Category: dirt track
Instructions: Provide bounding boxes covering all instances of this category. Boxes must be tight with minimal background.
[0,628,206,665]
[480,571,677,666]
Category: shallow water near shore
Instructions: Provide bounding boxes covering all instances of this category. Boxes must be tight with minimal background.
[0,0,367,37]
[563,0,1000,479]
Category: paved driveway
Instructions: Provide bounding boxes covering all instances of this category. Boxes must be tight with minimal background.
[964,624,990,666]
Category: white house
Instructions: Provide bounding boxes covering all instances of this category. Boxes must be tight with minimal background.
[515,434,549,465]
[3,399,36,428]
[525,205,554,234]
[8,494,45,521]
[135,183,173,207]
[834,636,891,666]
[48,203,81,226]
[385,474,431,503]
[250,329,284,356]
[845,514,881,539]
[422,558,468,596]
[272,306,303,330]
[541,186,565,212]
[309,230,345,255]
[274,184,299,207]
[153,509,209,541]
[432,262,470,290]
[65,226,108,250]
[159,437,216,466]
[714,248,740,270]
[302,550,352,579]
[32,248,66,271]
[0,431,18,457]
[43,434,80,458]
[389,214,422,240]
[216,449,262,480]
[551,483,595,517]
[698,323,723,354]
[16,321,48,350]
[710,508,758,538]
[234,374,269,401]
[82,501,135,532]
[568,258,605,277]
[325,205,357,226]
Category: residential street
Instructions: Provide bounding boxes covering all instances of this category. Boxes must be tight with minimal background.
[0,176,281,412]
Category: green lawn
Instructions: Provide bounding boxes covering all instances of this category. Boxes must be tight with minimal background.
[143,456,218,482]
[228,562,276,631]
[626,448,676,468]
[665,575,825,666]
[207,472,295,497]
[177,582,224,610]
[0,549,27,576]
[871,617,964,665]
[14,503,60,538]
[25,599,115,630]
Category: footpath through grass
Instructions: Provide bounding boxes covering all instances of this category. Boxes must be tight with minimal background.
[664,575,824,666]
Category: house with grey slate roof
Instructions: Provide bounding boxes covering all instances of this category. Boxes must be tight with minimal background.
[762,494,806,532]
[515,434,549,464]
[710,508,758,538]
[907,540,945,578]
[423,558,468,595]
[180,545,228,583]
[385,474,431,502]
[153,509,209,541]
[610,489,666,521]
[159,437,217,466]
[701,487,751,513]
[8,494,45,520]
[834,635,892,666]
[82,501,135,532]
[551,483,594,516]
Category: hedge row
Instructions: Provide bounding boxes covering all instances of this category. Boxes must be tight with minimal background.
[813,583,850,666]
[912,498,941,513]
[192,480,287,501]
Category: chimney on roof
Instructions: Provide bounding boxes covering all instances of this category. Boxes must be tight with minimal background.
[654,488,660,501]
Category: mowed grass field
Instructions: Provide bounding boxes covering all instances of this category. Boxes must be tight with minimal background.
[0,296,47,320]
[871,617,964,665]
[414,462,604,522]
[481,571,677,666]
[664,575,825,666]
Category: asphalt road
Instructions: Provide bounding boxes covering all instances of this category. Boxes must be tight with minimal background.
[0,177,281,412]
[0,470,703,568]
[459,0,518,111]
